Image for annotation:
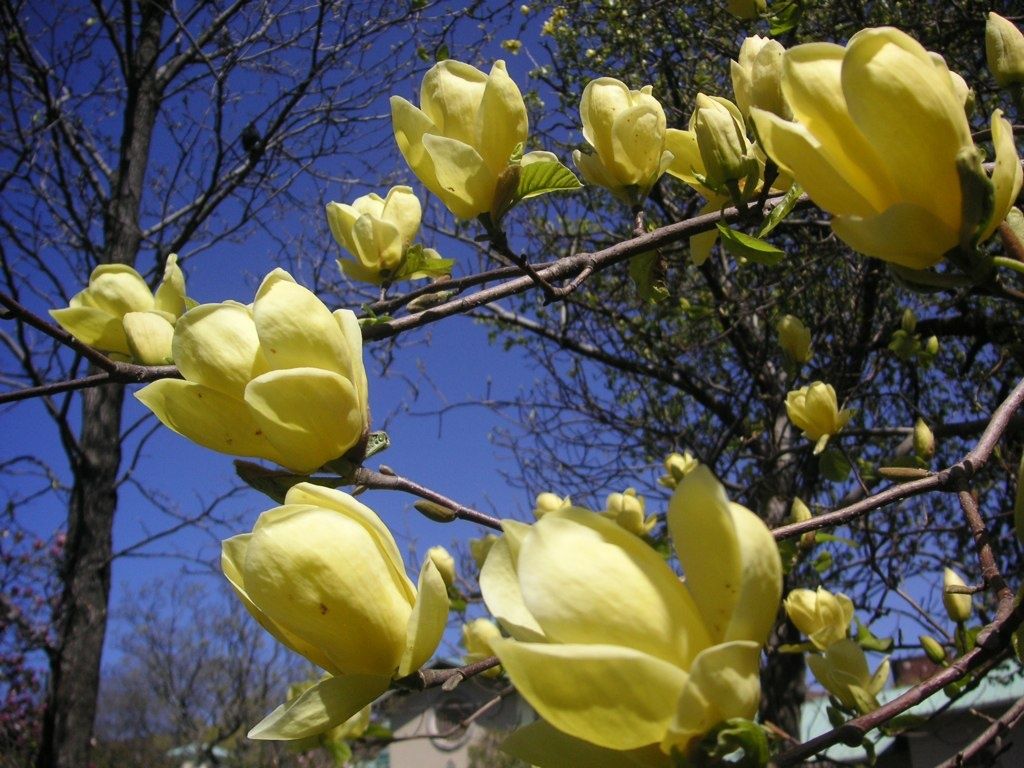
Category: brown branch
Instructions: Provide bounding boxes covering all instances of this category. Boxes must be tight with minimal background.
[393,656,501,692]
[772,375,1024,541]
[935,695,1024,768]
[352,466,502,531]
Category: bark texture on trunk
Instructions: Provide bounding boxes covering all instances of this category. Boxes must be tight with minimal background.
[37,2,167,765]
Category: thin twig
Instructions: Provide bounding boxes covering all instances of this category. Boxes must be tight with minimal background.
[935,695,1024,768]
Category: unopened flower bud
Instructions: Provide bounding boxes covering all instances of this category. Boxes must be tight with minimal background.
[942,567,973,623]
[534,492,570,520]
[789,497,811,524]
[986,13,1024,88]
[693,94,756,194]
[777,314,812,364]
[604,488,654,536]
[913,419,935,460]
[919,634,947,664]
[900,309,917,334]
[427,546,456,588]
[659,451,698,488]
[731,36,789,122]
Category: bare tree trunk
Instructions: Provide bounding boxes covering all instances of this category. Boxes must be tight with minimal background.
[38,382,125,768]
[37,3,166,764]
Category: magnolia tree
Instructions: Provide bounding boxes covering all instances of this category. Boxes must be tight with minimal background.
[4,3,1024,766]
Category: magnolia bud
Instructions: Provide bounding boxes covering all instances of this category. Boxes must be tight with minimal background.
[659,451,698,488]
[534,492,570,520]
[901,309,917,334]
[693,94,755,193]
[469,534,498,570]
[427,546,456,588]
[604,488,653,537]
[913,419,935,460]
[919,634,947,664]
[777,314,812,364]
[986,13,1024,88]
[789,497,811,524]
[942,567,973,624]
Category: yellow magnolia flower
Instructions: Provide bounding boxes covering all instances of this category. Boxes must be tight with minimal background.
[222,483,449,740]
[603,488,657,537]
[752,27,1023,269]
[986,13,1024,88]
[136,269,368,474]
[786,381,852,454]
[461,617,503,677]
[391,60,545,220]
[573,77,674,206]
[51,254,191,365]
[659,451,698,489]
[731,36,790,122]
[942,567,973,623]
[807,638,889,714]
[533,492,571,519]
[784,587,854,651]
[776,314,812,364]
[326,185,443,284]
[480,466,781,761]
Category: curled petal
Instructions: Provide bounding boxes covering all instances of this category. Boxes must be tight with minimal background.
[398,558,450,676]
[248,674,390,741]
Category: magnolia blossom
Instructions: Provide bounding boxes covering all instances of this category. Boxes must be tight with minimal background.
[752,27,1022,268]
[786,382,853,453]
[391,60,550,220]
[51,254,191,365]
[986,13,1024,88]
[784,587,854,651]
[480,466,781,764]
[777,314,812,364]
[731,36,790,122]
[136,269,367,473]
[807,639,889,714]
[223,483,449,739]
[572,77,674,205]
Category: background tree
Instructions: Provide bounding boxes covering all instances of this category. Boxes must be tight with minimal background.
[0,1,506,764]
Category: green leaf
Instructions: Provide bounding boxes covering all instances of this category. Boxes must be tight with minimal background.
[826,705,846,728]
[881,714,926,736]
[682,719,769,768]
[435,43,449,61]
[769,0,804,35]
[394,244,455,281]
[812,549,833,573]
[819,447,851,482]
[758,182,804,237]
[515,159,582,202]
[628,251,667,302]
[814,532,856,548]
[324,739,352,766]
[855,619,894,653]
[716,223,785,266]
[364,430,390,459]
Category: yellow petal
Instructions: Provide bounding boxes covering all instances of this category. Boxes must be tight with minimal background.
[841,28,969,218]
[284,483,415,601]
[830,203,956,269]
[420,133,494,219]
[243,504,412,675]
[332,309,368,418]
[502,719,670,768]
[85,264,155,316]
[244,367,363,473]
[134,379,289,465]
[173,302,267,398]
[420,59,487,148]
[222,534,337,672]
[982,109,1024,242]
[664,128,706,188]
[154,253,188,317]
[663,641,762,753]
[380,185,422,247]
[609,101,665,187]
[490,638,688,751]
[669,466,781,645]
[580,78,633,163]
[252,270,352,376]
[398,558,450,676]
[248,674,389,740]
[517,507,706,667]
[779,43,896,212]
[325,201,364,256]
[475,60,528,175]
[50,306,129,355]
[390,95,443,195]
[752,109,879,217]
[479,535,547,642]
[123,311,174,365]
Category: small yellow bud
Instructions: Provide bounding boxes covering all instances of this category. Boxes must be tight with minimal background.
[986,13,1024,88]
[426,546,456,588]
[789,497,811,524]
[604,488,654,536]
[461,618,503,676]
[692,94,757,195]
[942,567,973,623]
[534,492,570,520]
[913,418,935,460]
[776,314,812,364]
[659,451,698,488]
[919,634,947,664]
